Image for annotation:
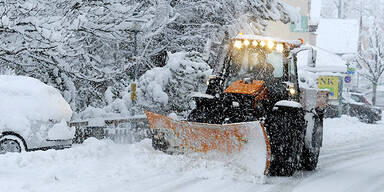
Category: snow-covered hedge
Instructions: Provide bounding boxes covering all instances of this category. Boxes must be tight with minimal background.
[138,52,212,116]
[77,52,212,119]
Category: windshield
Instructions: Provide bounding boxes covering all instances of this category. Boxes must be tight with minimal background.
[226,48,285,84]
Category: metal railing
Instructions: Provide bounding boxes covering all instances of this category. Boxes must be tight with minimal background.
[70,115,149,144]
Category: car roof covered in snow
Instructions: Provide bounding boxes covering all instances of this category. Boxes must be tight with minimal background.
[0,75,72,134]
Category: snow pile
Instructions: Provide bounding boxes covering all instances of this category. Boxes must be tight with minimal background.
[323,116,384,147]
[0,138,266,192]
[0,75,72,136]
[1,116,384,191]
[47,120,75,140]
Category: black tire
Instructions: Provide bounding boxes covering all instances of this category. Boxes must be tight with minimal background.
[151,130,169,152]
[301,145,320,171]
[300,112,323,171]
[358,113,374,124]
[0,135,26,154]
[266,106,306,176]
[187,109,206,123]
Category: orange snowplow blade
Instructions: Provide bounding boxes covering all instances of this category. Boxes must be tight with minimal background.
[145,111,271,175]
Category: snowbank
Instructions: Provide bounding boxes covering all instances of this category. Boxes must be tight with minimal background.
[47,120,76,140]
[323,116,384,147]
[0,138,265,192]
[0,75,72,136]
[0,116,383,191]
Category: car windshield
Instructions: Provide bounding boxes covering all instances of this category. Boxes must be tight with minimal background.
[350,94,371,105]
[227,47,284,84]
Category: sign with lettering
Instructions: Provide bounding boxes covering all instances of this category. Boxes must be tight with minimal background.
[318,76,340,100]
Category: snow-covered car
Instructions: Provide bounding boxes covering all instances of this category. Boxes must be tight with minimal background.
[365,86,384,109]
[0,75,75,154]
[325,92,382,123]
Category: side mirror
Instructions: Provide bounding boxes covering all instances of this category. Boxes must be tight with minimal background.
[307,48,317,67]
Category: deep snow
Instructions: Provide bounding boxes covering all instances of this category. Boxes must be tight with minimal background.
[0,116,383,192]
[0,75,72,138]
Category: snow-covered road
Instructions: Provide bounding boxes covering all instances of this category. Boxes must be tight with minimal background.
[1,116,384,192]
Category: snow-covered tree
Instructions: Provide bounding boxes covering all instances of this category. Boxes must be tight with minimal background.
[1,0,298,117]
[137,52,212,116]
[353,22,384,105]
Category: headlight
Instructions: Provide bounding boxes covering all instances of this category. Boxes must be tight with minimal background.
[289,87,296,95]
[285,83,296,96]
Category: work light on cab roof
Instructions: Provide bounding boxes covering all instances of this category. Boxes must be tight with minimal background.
[232,33,303,53]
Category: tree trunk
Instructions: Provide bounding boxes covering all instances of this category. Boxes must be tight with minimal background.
[372,82,377,105]
[337,0,344,19]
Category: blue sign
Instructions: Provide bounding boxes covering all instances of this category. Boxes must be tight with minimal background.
[344,76,352,83]
[348,67,355,75]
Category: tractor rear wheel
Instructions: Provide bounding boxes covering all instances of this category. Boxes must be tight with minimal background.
[301,145,320,171]
[301,112,323,171]
[266,106,306,176]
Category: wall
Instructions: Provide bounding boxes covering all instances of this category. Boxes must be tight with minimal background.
[264,0,317,45]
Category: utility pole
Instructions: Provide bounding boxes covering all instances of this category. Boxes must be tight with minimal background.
[126,19,145,131]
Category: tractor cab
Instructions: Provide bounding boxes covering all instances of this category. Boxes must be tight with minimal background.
[191,34,305,124]
[205,34,304,112]
[227,36,288,86]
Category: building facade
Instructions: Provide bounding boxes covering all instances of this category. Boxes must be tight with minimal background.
[264,0,318,45]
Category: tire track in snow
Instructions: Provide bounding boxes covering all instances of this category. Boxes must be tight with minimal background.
[264,137,384,192]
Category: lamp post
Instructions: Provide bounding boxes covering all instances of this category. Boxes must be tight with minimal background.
[126,19,145,130]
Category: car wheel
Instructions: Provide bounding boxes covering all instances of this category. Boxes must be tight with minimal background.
[359,113,374,124]
[0,135,26,154]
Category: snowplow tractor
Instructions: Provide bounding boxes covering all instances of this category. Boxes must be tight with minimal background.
[146,34,328,176]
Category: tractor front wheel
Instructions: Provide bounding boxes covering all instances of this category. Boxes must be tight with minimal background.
[266,106,306,176]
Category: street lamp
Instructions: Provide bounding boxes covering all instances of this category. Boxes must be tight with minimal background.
[125,19,145,128]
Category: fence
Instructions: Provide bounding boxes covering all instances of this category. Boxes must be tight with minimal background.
[70,115,149,144]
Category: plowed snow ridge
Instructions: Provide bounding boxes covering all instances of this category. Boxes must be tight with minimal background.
[0,115,383,192]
